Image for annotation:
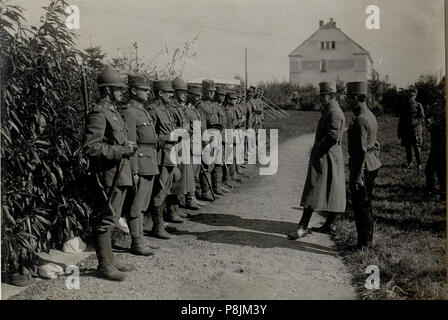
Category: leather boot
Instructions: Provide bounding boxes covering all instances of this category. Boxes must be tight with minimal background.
[176,204,189,218]
[105,231,135,272]
[212,166,225,196]
[151,205,174,239]
[164,196,185,223]
[131,236,155,256]
[95,230,127,281]
[185,193,200,210]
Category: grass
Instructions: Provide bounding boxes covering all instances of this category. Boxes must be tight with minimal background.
[268,110,447,300]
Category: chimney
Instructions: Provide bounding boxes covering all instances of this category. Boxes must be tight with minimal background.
[319,20,324,28]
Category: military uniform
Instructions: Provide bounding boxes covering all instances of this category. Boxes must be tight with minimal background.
[84,65,134,281]
[346,81,381,248]
[424,96,446,195]
[197,79,221,201]
[397,93,425,167]
[289,82,346,240]
[147,80,178,238]
[120,74,159,255]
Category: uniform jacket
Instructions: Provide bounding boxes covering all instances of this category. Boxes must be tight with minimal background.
[84,99,132,187]
[347,103,381,182]
[197,100,220,132]
[121,99,159,176]
[148,99,177,166]
[398,100,425,141]
[300,100,346,213]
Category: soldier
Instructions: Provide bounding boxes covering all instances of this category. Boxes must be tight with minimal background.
[147,80,180,239]
[346,81,381,249]
[167,77,197,215]
[84,65,136,281]
[223,90,241,187]
[424,86,446,198]
[212,86,230,195]
[197,79,222,201]
[184,84,205,208]
[288,82,346,239]
[397,86,425,169]
[120,74,160,256]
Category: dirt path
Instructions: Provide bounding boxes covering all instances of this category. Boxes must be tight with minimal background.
[12,134,356,300]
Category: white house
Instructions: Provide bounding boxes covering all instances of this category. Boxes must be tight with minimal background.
[288,18,373,87]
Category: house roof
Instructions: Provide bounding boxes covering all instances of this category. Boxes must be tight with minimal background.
[288,19,373,64]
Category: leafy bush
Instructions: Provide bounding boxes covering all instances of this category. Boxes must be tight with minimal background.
[1,1,91,273]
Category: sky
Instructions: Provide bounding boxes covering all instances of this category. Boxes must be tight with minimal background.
[11,0,446,87]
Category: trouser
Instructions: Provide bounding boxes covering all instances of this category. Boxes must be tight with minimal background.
[200,163,214,195]
[350,169,379,246]
[122,175,155,238]
[425,148,446,192]
[94,186,128,233]
[404,141,422,165]
[151,166,175,207]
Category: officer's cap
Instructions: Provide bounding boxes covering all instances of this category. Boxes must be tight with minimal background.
[154,80,175,92]
[128,74,151,90]
[336,82,346,94]
[226,91,238,99]
[202,79,216,91]
[318,82,336,95]
[215,86,226,95]
[188,84,202,96]
[172,77,188,91]
[97,65,126,88]
[346,81,368,96]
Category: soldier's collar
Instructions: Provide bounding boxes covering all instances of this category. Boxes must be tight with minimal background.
[99,99,119,112]
[128,99,146,110]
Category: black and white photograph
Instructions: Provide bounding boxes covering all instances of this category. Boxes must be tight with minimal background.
[0,0,446,303]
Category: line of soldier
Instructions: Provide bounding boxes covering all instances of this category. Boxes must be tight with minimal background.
[83,65,268,281]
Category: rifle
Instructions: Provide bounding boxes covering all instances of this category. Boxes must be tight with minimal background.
[200,164,216,200]
[261,95,289,117]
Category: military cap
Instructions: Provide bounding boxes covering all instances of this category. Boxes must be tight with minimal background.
[128,73,151,90]
[215,86,226,95]
[346,81,368,95]
[226,91,238,99]
[188,84,202,95]
[154,80,175,92]
[318,82,336,94]
[97,65,126,88]
[202,79,216,91]
[336,82,346,93]
[246,86,254,93]
[172,77,188,91]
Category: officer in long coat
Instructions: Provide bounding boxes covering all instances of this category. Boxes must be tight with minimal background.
[346,81,381,249]
[397,86,425,169]
[147,80,180,239]
[121,74,159,256]
[84,65,136,281]
[288,82,346,240]
[167,77,196,217]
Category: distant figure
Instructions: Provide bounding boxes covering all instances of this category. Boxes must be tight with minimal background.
[424,87,446,198]
[288,82,346,240]
[397,86,425,169]
[346,81,381,250]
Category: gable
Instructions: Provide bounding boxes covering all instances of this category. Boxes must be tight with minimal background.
[289,27,372,63]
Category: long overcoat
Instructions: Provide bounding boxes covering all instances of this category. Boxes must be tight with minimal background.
[300,100,346,213]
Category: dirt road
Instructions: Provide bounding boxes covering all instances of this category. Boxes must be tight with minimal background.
[12,134,356,300]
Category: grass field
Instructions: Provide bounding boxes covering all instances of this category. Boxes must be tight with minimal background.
[267,110,447,300]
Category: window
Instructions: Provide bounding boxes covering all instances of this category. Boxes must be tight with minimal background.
[321,59,327,72]
[321,41,324,49]
[331,41,335,49]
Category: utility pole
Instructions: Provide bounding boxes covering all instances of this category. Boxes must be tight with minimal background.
[134,42,139,72]
[245,47,248,89]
